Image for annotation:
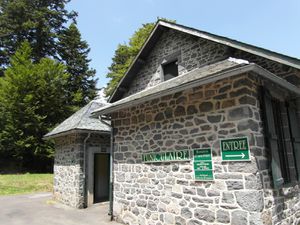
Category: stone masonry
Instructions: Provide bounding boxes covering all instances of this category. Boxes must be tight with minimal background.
[124,29,300,98]
[110,27,300,224]
[53,133,110,208]
[113,74,262,224]
[124,29,229,97]
[112,75,300,224]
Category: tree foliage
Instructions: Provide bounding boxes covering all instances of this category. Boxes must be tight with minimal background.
[0,0,96,107]
[0,42,71,171]
[0,1,98,171]
[104,19,175,97]
[58,23,97,108]
[105,22,155,96]
[0,0,76,70]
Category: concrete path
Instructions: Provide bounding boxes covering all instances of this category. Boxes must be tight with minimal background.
[0,193,120,225]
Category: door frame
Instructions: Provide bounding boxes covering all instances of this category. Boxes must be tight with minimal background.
[87,147,110,206]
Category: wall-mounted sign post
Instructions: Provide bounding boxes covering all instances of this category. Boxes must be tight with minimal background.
[221,137,250,161]
[193,149,214,181]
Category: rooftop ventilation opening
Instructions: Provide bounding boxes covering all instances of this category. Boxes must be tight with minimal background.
[162,60,178,81]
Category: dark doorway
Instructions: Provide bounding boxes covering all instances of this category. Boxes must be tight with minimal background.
[94,153,110,203]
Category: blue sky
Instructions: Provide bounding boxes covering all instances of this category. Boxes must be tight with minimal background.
[67,0,300,88]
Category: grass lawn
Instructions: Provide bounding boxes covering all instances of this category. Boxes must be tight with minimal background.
[0,173,53,195]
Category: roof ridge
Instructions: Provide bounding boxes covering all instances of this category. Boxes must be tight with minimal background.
[159,20,300,66]
[109,20,300,103]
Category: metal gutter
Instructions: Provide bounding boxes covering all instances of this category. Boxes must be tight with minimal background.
[92,64,300,116]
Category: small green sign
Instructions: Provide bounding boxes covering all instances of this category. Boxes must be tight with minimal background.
[194,149,212,161]
[194,161,213,170]
[194,170,214,181]
[193,149,214,181]
[142,150,190,163]
[221,137,250,161]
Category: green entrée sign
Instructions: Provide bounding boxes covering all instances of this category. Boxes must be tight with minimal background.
[193,149,214,181]
[142,150,190,163]
[221,137,250,161]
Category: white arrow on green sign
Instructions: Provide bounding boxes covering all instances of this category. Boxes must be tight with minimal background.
[225,152,245,158]
[221,137,250,161]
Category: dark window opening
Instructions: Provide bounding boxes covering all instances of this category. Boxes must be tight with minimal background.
[272,99,290,183]
[162,60,178,81]
[262,87,300,188]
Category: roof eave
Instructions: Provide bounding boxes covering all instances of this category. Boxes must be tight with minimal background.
[93,64,300,117]
[43,129,111,140]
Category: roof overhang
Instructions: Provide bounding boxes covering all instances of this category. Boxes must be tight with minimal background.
[109,20,300,103]
[43,129,110,140]
[93,62,300,117]
[43,100,111,139]
[158,21,300,70]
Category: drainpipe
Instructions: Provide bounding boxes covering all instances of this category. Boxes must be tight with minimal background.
[109,124,114,220]
[83,132,91,208]
[100,115,114,220]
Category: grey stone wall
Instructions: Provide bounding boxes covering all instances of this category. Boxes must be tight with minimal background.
[112,27,300,225]
[112,73,300,225]
[256,85,300,225]
[233,50,300,87]
[125,29,229,96]
[112,74,265,224]
[86,133,110,152]
[124,29,300,98]
[53,133,110,208]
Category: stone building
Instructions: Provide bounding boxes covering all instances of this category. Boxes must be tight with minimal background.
[92,21,300,225]
[45,99,111,208]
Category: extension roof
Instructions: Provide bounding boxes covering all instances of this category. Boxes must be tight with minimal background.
[44,100,110,139]
[92,58,300,117]
[109,20,300,103]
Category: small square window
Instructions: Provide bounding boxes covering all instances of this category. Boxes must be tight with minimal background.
[162,60,178,81]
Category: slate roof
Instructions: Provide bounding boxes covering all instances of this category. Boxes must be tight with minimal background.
[44,100,111,139]
[92,58,300,117]
[109,20,300,103]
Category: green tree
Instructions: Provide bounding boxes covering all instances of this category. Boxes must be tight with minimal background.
[105,19,175,97]
[0,0,76,73]
[58,23,97,108]
[0,42,71,171]
[0,1,98,172]
[105,22,155,96]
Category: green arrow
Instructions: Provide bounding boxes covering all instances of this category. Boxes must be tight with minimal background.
[226,153,245,158]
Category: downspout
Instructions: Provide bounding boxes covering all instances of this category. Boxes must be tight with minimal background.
[100,115,114,220]
[83,132,91,208]
[109,125,114,220]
